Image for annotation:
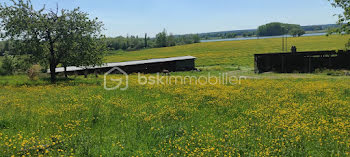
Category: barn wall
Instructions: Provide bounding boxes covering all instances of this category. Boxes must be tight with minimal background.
[60,58,196,75]
[175,59,195,71]
[255,50,350,73]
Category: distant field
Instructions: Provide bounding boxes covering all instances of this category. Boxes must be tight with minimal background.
[106,35,350,67]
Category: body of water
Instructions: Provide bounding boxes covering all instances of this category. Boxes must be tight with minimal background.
[201,32,327,43]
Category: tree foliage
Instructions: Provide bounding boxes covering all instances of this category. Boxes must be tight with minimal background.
[167,33,176,47]
[329,0,350,34]
[0,53,31,75]
[156,29,168,47]
[192,34,200,43]
[257,22,303,37]
[105,30,201,51]
[289,28,305,37]
[0,41,11,56]
[0,54,17,75]
[329,0,350,47]
[0,0,106,83]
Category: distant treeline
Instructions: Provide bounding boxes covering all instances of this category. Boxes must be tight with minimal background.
[105,30,200,51]
[198,29,256,39]
[0,30,201,55]
[196,24,339,39]
[301,24,338,31]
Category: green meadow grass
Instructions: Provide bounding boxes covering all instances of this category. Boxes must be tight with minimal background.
[0,74,349,156]
[0,35,350,156]
[106,35,350,67]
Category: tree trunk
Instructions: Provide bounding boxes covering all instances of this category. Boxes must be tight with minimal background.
[84,69,88,78]
[95,70,98,78]
[145,33,148,48]
[50,63,56,83]
[64,66,68,78]
[48,31,57,84]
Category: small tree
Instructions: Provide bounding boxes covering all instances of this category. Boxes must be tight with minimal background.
[27,64,41,80]
[1,54,17,75]
[167,33,176,47]
[0,0,106,83]
[155,29,168,47]
[289,28,305,37]
[144,33,148,48]
[192,34,201,43]
[0,41,11,56]
[297,29,305,37]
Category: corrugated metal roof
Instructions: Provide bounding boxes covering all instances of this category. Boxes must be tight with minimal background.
[49,56,196,73]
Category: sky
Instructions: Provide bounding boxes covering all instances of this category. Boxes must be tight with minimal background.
[2,0,343,37]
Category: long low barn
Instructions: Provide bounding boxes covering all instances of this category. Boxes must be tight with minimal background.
[49,56,197,75]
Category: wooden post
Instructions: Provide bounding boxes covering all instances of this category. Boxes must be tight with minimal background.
[84,69,88,78]
[285,36,288,52]
[64,66,68,78]
[328,54,332,68]
[95,69,98,78]
[281,55,285,73]
[144,33,148,48]
[308,57,312,73]
[282,37,284,52]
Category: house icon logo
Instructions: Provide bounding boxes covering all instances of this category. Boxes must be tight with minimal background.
[104,67,129,91]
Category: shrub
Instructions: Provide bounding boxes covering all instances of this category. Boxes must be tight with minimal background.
[27,65,41,80]
[0,66,5,75]
[315,68,349,76]
[0,54,17,75]
[0,53,33,75]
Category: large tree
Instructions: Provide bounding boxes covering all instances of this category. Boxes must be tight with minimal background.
[330,0,350,34]
[0,0,106,83]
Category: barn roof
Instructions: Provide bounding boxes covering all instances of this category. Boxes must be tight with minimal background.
[49,56,196,73]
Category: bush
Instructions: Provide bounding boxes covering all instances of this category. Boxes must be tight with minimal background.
[0,67,5,75]
[27,65,41,80]
[1,54,17,75]
[289,28,305,37]
[0,54,32,75]
[315,68,349,76]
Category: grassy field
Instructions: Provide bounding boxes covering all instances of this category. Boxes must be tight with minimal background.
[106,35,350,68]
[0,35,350,156]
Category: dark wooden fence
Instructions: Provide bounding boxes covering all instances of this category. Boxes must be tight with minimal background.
[254,50,350,73]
